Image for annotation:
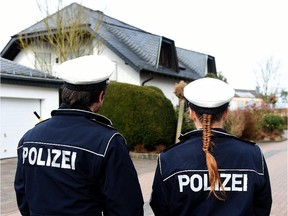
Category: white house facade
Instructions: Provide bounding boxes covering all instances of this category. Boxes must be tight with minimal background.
[1,3,217,108]
[14,43,184,106]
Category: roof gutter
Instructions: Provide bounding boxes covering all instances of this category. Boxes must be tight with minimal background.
[1,74,63,88]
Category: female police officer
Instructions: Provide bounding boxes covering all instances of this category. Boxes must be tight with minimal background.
[14,55,144,215]
[150,77,272,215]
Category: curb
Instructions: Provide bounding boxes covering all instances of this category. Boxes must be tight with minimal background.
[129,152,159,160]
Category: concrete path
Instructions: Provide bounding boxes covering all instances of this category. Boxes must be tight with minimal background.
[1,134,287,216]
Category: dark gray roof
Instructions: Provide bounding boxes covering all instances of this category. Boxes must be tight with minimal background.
[1,3,216,81]
[0,57,63,88]
[234,89,260,98]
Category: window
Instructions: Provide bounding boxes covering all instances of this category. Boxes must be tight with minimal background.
[159,38,179,72]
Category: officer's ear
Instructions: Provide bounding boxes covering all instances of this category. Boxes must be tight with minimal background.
[98,91,105,104]
[222,109,229,121]
[90,91,105,112]
[189,109,197,122]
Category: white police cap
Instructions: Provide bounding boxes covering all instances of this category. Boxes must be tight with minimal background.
[56,55,115,91]
[184,77,235,109]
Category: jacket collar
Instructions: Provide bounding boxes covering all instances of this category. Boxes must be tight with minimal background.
[51,103,113,127]
[179,128,233,141]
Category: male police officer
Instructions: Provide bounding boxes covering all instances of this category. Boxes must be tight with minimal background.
[14,55,144,216]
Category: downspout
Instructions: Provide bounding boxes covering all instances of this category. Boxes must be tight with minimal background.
[142,36,161,86]
[142,76,153,86]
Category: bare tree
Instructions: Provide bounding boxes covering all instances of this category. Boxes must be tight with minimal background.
[254,56,281,103]
[19,0,103,74]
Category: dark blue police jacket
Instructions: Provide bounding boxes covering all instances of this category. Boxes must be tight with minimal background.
[150,128,272,216]
[14,106,144,216]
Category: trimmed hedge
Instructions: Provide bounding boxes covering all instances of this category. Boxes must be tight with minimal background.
[99,82,177,151]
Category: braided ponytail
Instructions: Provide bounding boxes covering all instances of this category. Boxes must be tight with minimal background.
[201,114,226,200]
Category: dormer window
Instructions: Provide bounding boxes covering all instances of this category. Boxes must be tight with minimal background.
[207,55,217,74]
[159,37,179,72]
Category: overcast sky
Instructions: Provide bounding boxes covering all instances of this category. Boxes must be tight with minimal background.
[1,0,287,90]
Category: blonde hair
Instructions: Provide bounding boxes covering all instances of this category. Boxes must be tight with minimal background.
[201,114,226,200]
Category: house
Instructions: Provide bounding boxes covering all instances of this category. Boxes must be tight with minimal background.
[0,57,62,159]
[1,2,217,107]
[230,89,263,110]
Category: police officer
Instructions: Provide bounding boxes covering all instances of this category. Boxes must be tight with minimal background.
[14,55,144,216]
[149,77,272,215]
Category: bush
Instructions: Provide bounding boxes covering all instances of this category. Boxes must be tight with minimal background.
[224,110,246,138]
[225,104,286,142]
[225,109,257,140]
[246,103,274,132]
[99,82,177,151]
[260,114,284,133]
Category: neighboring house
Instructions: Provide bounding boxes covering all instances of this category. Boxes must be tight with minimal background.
[0,57,62,159]
[230,89,263,110]
[1,3,217,107]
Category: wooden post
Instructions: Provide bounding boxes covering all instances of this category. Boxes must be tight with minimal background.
[174,81,187,143]
[175,98,185,143]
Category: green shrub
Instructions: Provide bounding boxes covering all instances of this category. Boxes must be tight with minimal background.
[99,82,177,151]
[246,103,273,132]
[260,114,284,133]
